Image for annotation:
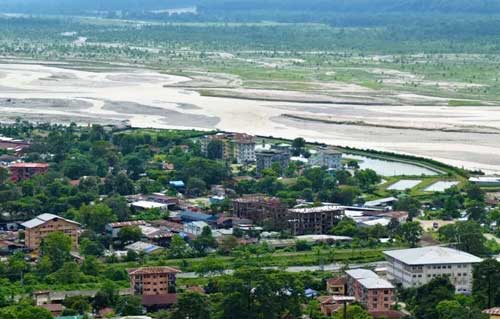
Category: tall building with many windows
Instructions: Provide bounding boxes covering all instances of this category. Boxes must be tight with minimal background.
[384,246,482,294]
[128,266,181,307]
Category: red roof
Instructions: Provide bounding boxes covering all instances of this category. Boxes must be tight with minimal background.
[39,303,65,312]
[141,294,177,306]
[10,163,49,168]
[327,277,346,286]
[128,266,181,275]
[108,220,147,228]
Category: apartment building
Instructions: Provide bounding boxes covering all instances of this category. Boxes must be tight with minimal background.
[9,162,49,182]
[309,148,343,170]
[384,246,482,294]
[345,269,395,313]
[200,133,256,163]
[288,206,344,235]
[233,196,289,229]
[255,149,290,175]
[21,213,80,253]
[128,266,181,307]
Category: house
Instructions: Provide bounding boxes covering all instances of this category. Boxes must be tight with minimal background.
[345,269,395,313]
[0,136,30,155]
[179,210,217,224]
[131,201,169,211]
[125,241,163,255]
[326,277,347,295]
[128,266,181,308]
[309,148,342,170]
[39,303,65,317]
[256,149,290,175]
[9,162,49,182]
[232,196,289,229]
[21,213,80,253]
[384,246,482,294]
[317,295,355,317]
[200,133,256,163]
[106,220,147,238]
[147,193,179,208]
[216,216,252,229]
[483,308,500,319]
[0,240,25,255]
[183,221,209,236]
[363,211,409,223]
[364,197,398,209]
[288,206,344,235]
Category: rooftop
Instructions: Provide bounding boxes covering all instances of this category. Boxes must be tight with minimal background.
[21,213,80,229]
[289,206,344,214]
[383,246,483,265]
[364,197,398,207]
[10,162,49,168]
[128,266,181,275]
[107,220,147,228]
[483,308,500,315]
[125,241,163,254]
[131,201,168,209]
[345,269,379,280]
[358,277,394,289]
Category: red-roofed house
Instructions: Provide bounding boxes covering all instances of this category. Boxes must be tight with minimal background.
[9,162,49,182]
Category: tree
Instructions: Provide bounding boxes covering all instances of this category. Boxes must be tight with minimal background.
[218,235,239,255]
[81,256,101,276]
[399,221,423,247]
[168,235,194,259]
[63,295,91,315]
[436,299,487,319]
[466,200,486,222]
[40,231,72,271]
[292,138,306,156]
[473,259,500,309]
[171,292,211,319]
[118,226,143,245]
[195,255,225,277]
[0,166,9,185]
[93,280,119,311]
[439,221,488,256]
[207,140,224,160]
[187,177,207,196]
[74,203,116,233]
[0,304,53,319]
[104,196,131,221]
[331,218,357,237]
[354,169,380,192]
[332,305,372,319]
[193,226,217,254]
[413,277,455,319]
[394,196,421,220]
[116,295,143,316]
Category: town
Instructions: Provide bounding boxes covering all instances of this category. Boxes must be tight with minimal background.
[0,122,499,319]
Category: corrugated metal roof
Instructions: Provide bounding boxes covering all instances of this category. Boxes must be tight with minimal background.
[384,246,482,265]
[21,213,80,229]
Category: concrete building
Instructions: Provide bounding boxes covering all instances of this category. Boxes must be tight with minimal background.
[128,266,181,307]
[345,269,395,313]
[21,213,80,253]
[233,196,289,229]
[200,133,256,163]
[255,149,290,175]
[483,308,500,319]
[384,246,482,294]
[309,148,342,170]
[9,162,49,182]
[288,206,344,235]
[469,176,500,187]
[183,221,209,236]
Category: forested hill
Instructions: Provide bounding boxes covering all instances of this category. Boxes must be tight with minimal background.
[1,0,500,15]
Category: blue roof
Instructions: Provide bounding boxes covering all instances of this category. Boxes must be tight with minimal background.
[180,210,216,222]
[170,181,185,187]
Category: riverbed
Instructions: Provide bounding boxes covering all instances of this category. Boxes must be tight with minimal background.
[0,62,499,174]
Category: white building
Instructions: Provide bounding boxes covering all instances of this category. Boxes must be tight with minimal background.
[384,246,482,294]
[235,138,256,164]
[309,149,342,170]
[183,221,209,236]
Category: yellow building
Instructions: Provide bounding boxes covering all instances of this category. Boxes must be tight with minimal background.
[21,213,80,253]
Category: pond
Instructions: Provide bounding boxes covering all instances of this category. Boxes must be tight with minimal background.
[345,154,440,177]
[387,179,422,190]
[425,181,459,192]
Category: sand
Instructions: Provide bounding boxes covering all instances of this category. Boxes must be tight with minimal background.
[0,61,499,174]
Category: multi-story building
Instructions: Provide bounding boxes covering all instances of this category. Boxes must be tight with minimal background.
[255,149,290,175]
[128,266,181,307]
[384,246,483,294]
[234,135,256,164]
[21,213,80,253]
[288,206,344,235]
[200,133,256,163]
[9,163,49,182]
[309,148,343,170]
[233,196,289,229]
[345,269,395,313]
